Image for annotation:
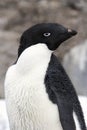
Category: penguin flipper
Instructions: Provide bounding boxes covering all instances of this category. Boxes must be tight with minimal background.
[56,97,76,130]
[45,54,86,130]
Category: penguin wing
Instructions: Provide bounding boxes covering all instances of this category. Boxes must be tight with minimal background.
[45,54,86,130]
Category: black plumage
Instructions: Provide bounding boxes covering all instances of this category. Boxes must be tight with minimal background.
[45,54,86,130]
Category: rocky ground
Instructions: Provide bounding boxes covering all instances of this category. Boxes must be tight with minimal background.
[0,0,87,98]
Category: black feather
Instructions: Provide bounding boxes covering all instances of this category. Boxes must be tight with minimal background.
[45,54,86,130]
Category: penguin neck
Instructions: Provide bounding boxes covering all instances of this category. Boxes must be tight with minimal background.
[16,43,53,74]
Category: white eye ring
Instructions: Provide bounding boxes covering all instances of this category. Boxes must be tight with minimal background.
[43,33,51,37]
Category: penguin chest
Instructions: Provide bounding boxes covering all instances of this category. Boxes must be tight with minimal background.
[5,44,63,130]
[5,65,63,130]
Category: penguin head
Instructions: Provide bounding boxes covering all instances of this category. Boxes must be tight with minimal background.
[18,23,77,57]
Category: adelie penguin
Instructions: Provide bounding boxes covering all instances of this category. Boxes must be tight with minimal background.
[5,23,86,130]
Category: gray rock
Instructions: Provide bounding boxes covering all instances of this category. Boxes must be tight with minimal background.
[63,40,87,96]
[0,18,8,30]
[62,0,85,10]
[0,31,19,98]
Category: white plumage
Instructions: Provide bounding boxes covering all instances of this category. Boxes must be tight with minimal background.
[0,96,87,130]
[5,44,63,130]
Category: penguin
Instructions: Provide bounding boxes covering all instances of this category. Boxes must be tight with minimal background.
[4,23,86,130]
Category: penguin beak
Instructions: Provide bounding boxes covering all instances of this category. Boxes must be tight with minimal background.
[53,28,77,50]
[61,28,77,42]
[67,28,77,36]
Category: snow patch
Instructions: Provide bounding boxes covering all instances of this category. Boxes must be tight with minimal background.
[0,100,9,130]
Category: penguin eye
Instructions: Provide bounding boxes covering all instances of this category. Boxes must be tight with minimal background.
[43,33,51,37]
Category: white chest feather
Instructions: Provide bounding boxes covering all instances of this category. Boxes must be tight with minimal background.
[5,44,63,130]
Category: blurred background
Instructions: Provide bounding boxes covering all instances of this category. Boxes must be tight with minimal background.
[0,0,87,129]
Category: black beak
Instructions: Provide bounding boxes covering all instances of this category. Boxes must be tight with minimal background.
[67,28,77,36]
[54,28,78,50]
